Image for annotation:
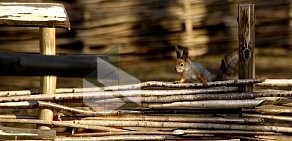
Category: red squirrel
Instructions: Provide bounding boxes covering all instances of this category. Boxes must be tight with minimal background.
[175,45,238,85]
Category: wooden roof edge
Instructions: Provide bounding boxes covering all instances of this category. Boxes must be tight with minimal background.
[0,2,70,29]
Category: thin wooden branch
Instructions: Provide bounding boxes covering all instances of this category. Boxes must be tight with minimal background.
[173,129,279,135]
[141,91,260,103]
[0,101,37,108]
[72,129,279,137]
[0,97,263,110]
[55,135,166,141]
[0,101,142,116]
[0,91,290,109]
[2,89,291,103]
[37,101,106,116]
[67,87,240,104]
[78,115,263,124]
[144,99,264,109]
[256,135,292,141]
[0,87,101,97]
[0,119,125,132]
[0,86,237,98]
[0,126,56,140]
[243,113,292,122]
[243,105,292,114]
[254,90,292,97]
[74,120,292,133]
[56,114,221,121]
[0,115,36,119]
[72,131,173,137]
[256,97,292,106]
[37,101,141,116]
[0,89,37,97]
[76,89,290,104]
[102,79,261,90]
[0,125,56,140]
[56,102,88,107]
[72,131,172,137]
[256,79,292,87]
[230,136,266,141]
[0,79,257,97]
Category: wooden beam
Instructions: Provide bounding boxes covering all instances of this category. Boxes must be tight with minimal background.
[238,3,255,92]
[0,3,70,28]
[0,52,107,77]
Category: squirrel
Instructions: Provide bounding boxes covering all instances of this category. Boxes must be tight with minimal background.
[175,45,238,85]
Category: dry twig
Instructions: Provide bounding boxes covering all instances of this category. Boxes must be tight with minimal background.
[0,119,125,132]
[74,120,292,133]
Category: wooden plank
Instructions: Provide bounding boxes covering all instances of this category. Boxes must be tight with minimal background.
[238,3,255,92]
[0,3,70,28]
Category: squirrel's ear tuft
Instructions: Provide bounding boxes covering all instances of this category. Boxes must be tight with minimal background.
[175,45,183,59]
[175,45,189,60]
[182,47,189,61]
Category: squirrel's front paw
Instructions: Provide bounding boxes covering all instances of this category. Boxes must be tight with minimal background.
[174,78,186,84]
[173,81,180,84]
[202,82,208,87]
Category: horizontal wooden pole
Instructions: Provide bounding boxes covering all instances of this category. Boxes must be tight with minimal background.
[0,125,55,140]
[256,79,292,87]
[0,52,108,77]
[0,119,125,132]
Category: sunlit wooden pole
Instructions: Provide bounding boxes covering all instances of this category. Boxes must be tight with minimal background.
[238,4,255,93]
[183,0,194,47]
[38,27,56,130]
[290,1,292,50]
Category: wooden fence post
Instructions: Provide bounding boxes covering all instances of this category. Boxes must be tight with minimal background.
[238,3,255,93]
[38,28,56,130]
[0,2,70,131]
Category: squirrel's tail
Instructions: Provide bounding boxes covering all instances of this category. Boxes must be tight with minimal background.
[212,50,239,81]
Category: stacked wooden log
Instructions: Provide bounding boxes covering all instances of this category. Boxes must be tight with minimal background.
[0,0,290,56]
[0,79,291,140]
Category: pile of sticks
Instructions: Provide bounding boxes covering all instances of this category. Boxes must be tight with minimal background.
[0,79,291,140]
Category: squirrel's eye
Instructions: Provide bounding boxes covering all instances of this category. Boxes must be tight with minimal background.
[180,63,184,67]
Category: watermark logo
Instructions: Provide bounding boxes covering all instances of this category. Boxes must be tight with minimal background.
[82,45,141,115]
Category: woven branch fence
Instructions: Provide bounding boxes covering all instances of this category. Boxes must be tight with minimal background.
[0,0,291,140]
[0,79,291,140]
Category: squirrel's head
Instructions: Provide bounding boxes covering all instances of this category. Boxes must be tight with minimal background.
[175,45,189,73]
[176,58,187,73]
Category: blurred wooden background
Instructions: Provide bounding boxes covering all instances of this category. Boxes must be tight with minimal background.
[0,0,291,90]
[0,0,290,56]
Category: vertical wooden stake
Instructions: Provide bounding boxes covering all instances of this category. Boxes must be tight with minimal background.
[38,28,56,130]
[238,4,255,93]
